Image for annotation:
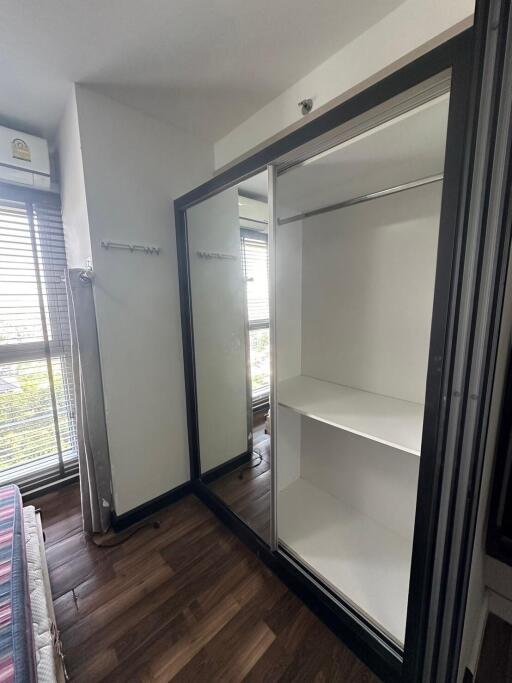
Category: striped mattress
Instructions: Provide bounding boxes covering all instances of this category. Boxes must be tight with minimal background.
[0,485,36,682]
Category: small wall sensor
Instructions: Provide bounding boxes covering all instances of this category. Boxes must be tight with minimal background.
[298,99,313,116]
[298,99,313,115]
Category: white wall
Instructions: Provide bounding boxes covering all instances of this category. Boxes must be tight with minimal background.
[214,0,473,169]
[58,85,213,515]
[301,183,441,405]
[56,86,92,269]
[187,188,249,472]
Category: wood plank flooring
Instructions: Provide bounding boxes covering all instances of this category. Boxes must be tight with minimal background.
[208,414,271,543]
[32,483,380,682]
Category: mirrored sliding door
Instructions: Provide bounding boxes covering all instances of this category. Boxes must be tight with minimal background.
[185,170,272,543]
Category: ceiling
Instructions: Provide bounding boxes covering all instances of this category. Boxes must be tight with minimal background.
[0,0,405,144]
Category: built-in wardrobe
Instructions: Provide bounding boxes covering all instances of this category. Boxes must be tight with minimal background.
[174,6,512,680]
[273,91,449,646]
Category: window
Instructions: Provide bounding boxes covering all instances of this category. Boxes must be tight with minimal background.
[0,187,77,493]
[240,229,270,408]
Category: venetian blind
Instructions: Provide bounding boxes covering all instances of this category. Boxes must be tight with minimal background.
[0,187,77,493]
[240,229,270,406]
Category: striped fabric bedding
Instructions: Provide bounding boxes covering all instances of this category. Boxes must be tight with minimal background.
[0,485,36,683]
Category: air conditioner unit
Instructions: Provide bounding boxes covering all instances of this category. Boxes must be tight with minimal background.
[0,126,50,189]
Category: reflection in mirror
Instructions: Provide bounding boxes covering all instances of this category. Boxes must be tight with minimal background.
[186,170,270,543]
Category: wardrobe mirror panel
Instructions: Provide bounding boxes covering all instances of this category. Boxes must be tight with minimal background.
[274,86,451,645]
[186,170,271,543]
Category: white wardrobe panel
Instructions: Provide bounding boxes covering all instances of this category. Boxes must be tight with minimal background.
[277,407,301,492]
[187,188,248,472]
[300,418,420,541]
[275,221,303,492]
[276,221,303,381]
[301,182,442,405]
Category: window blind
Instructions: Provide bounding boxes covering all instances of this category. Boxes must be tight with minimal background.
[0,187,77,493]
[240,229,270,407]
[240,230,269,327]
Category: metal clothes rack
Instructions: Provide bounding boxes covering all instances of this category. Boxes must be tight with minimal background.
[101,239,160,254]
[277,173,443,226]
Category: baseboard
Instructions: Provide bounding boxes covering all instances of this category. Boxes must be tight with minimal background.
[111,480,193,531]
[200,450,252,485]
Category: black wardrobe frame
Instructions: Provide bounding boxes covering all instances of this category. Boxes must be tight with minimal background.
[173,20,495,682]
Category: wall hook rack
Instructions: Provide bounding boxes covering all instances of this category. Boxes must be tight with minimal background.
[101,240,161,254]
[196,250,236,260]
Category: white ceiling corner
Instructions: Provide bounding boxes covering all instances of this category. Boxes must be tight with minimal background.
[0,0,405,143]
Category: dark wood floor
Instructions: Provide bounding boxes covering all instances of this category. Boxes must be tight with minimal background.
[208,414,271,543]
[476,612,512,683]
[33,483,380,682]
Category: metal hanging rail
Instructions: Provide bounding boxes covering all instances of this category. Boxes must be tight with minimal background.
[277,173,444,226]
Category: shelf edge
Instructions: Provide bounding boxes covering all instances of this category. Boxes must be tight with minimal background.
[278,400,421,456]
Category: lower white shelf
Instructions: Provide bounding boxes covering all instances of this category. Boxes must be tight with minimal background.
[278,478,412,644]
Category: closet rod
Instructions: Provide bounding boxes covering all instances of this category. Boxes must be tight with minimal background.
[277,173,444,226]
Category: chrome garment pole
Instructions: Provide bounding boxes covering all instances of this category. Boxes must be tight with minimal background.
[278,173,444,226]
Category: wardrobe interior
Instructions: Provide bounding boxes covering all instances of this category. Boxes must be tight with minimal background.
[274,87,451,645]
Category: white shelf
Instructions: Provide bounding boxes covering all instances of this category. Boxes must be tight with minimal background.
[278,478,412,644]
[278,375,424,456]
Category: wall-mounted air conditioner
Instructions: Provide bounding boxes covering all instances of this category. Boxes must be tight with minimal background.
[0,126,50,189]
